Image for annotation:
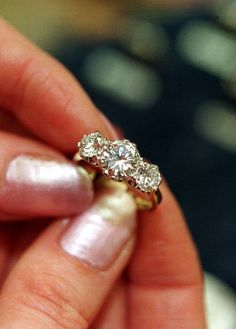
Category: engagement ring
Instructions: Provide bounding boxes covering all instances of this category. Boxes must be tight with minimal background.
[74,132,162,210]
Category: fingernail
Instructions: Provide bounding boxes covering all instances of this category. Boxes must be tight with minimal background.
[0,155,93,217]
[60,187,137,269]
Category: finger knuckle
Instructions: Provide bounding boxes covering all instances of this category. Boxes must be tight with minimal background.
[17,271,89,329]
[12,58,50,108]
[13,60,76,126]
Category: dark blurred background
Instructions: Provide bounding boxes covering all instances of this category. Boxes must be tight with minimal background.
[1,0,235,292]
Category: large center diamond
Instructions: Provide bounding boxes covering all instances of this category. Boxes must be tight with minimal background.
[101,140,139,180]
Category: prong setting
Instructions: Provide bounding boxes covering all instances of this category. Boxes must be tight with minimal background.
[78,131,161,193]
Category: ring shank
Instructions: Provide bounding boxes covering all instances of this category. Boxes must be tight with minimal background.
[131,189,162,211]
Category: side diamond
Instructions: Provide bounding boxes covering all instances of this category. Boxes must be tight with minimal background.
[132,161,161,192]
[78,131,106,160]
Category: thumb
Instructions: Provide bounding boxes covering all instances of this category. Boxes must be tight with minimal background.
[0,187,136,329]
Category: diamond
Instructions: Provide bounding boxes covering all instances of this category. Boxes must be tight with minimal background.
[100,140,140,181]
[78,131,106,160]
[132,161,161,192]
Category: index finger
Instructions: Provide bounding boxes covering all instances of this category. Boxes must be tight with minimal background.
[0,19,116,152]
[128,183,206,328]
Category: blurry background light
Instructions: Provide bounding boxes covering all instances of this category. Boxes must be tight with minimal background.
[82,47,162,110]
[213,0,236,31]
[0,0,68,51]
[177,20,236,80]
[205,273,236,329]
[119,19,169,62]
[194,101,236,153]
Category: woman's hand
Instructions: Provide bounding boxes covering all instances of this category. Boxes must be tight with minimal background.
[0,19,206,328]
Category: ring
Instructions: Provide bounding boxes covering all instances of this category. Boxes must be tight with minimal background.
[74,131,162,210]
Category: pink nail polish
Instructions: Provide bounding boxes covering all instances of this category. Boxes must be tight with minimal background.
[0,155,93,217]
[60,188,136,269]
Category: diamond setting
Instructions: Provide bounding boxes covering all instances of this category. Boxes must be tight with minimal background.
[132,161,161,192]
[77,132,161,193]
[78,131,107,162]
[100,140,140,181]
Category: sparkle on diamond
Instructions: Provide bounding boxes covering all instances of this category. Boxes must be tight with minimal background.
[132,161,161,192]
[79,132,105,158]
[101,140,139,180]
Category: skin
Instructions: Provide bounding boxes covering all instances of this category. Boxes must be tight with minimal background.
[0,18,206,328]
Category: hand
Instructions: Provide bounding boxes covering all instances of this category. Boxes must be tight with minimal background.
[0,19,206,328]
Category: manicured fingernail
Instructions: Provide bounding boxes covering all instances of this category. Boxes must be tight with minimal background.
[0,155,93,217]
[60,187,137,269]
